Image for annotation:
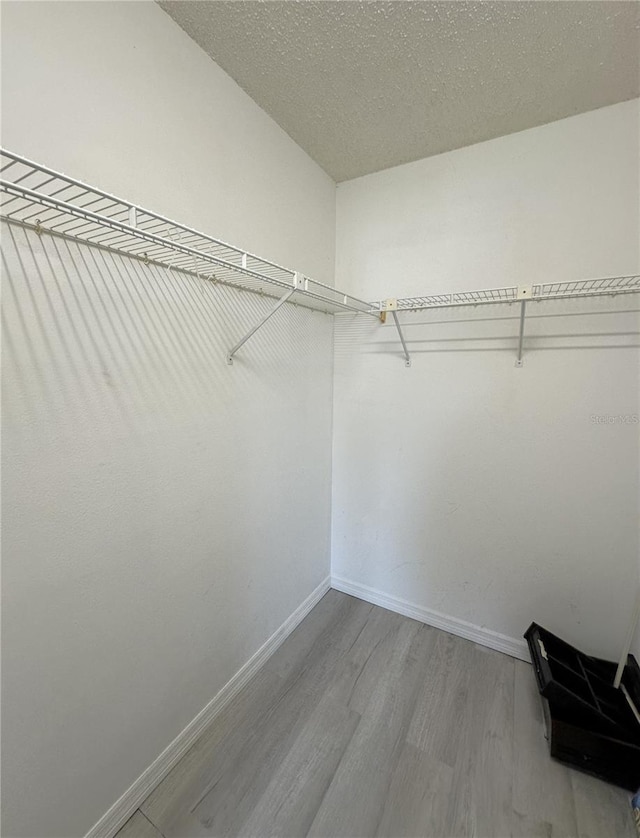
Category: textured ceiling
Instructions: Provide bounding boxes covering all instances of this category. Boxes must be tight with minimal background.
[159,1,640,182]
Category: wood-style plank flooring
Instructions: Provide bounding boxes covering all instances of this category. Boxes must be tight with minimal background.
[116,591,635,837]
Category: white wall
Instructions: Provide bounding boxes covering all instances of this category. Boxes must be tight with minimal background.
[333,100,640,662]
[1,3,335,837]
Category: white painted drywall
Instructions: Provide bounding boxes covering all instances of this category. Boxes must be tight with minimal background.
[1,3,335,837]
[333,100,640,662]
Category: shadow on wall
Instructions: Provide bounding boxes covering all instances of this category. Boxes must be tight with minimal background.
[1,219,334,838]
[2,220,332,432]
[2,216,335,635]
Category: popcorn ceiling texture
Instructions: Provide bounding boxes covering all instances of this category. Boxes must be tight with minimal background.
[159,1,640,181]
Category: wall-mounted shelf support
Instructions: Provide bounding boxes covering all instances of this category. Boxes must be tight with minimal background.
[381,299,411,366]
[516,285,531,367]
[515,300,527,367]
[392,311,411,367]
[227,284,298,364]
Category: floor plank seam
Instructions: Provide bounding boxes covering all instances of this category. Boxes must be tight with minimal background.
[139,809,167,838]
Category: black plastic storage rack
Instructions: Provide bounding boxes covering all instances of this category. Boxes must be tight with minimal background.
[525,622,640,790]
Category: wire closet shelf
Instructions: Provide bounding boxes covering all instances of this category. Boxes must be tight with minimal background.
[1,148,639,367]
[375,275,640,312]
[374,275,640,368]
[0,149,374,318]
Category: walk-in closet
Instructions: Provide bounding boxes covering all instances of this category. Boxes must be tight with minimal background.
[2,2,639,837]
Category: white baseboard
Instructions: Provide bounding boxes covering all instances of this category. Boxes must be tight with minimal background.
[331,575,529,662]
[85,575,331,838]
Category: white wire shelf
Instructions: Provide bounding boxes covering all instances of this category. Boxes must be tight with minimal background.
[376,275,640,368]
[2,148,638,368]
[376,275,640,312]
[0,149,375,318]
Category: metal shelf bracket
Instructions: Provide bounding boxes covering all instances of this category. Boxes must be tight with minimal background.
[515,298,527,367]
[227,280,300,364]
[391,310,411,367]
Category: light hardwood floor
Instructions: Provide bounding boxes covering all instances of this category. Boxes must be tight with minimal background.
[116,591,635,837]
